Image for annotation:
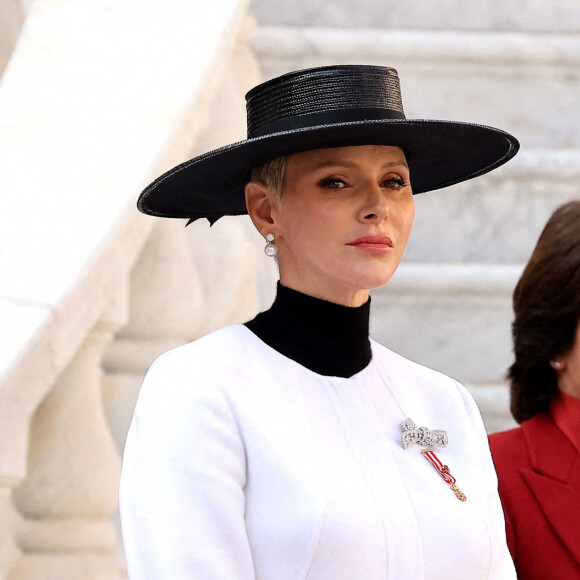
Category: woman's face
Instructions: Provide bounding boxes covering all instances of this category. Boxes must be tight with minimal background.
[270,145,415,306]
[555,319,580,398]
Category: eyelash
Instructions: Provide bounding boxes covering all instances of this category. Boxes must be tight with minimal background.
[382,177,408,189]
[319,177,347,189]
[318,176,409,189]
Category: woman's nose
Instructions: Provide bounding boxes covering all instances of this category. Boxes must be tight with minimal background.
[359,184,389,222]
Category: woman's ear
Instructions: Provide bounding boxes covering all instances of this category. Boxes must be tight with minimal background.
[245,181,278,237]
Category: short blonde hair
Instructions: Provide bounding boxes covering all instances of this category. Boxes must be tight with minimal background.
[250,156,287,195]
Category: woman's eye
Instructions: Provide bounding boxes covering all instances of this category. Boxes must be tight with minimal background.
[319,177,347,189]
[382,176,408,189]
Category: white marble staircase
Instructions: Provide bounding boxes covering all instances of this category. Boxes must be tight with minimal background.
[251,5,580,432]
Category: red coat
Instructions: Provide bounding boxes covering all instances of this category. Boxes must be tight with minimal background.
[489,412,580,579]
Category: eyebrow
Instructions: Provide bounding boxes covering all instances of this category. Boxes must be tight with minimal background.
[313,160,409,170]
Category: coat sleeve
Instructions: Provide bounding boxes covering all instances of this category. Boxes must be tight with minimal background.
[487,429,522,563]
[456,382,517,579]
[119,351,255,579]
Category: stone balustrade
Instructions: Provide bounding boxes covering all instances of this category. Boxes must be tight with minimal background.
[0,0,274,577]
[0,0,26,78]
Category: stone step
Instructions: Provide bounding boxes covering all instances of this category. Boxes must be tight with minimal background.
[252,1,580,33]
[370,262,521,384]
[406,149,580,264]
[254,26,580,148]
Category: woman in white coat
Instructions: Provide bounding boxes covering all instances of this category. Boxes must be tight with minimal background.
[120,65,519,579]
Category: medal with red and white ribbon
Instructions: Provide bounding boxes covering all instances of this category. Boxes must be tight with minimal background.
[401,418,467,502]
[421,449,467,502]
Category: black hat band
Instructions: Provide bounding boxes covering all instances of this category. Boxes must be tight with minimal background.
[250,107,407,138]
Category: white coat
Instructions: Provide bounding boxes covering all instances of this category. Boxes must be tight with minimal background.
[120,324,516,579]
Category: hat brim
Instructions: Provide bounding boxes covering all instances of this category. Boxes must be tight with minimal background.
[138,119,519,222]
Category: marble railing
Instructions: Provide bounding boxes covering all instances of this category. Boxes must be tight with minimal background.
[0,0,26,79]
[0,1,275,578]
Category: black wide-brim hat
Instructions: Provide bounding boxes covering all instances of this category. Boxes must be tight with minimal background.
[138,65,519,224]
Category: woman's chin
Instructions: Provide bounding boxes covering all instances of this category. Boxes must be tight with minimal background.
[354,269,399,291]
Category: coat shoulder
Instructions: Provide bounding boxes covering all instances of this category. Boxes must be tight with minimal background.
[370,340,462,389]
[489,424,529,474]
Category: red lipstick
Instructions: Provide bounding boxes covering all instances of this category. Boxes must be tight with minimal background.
[346,235,393,251]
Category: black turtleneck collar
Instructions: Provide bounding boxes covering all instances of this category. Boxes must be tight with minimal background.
[245,282,372,378]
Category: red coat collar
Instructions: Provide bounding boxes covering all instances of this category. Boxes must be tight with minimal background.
[551,391,580,456]
[521,413,580,564]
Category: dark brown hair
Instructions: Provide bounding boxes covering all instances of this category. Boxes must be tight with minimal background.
[509,201,580,423]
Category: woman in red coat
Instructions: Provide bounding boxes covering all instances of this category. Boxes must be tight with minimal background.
[489,201,580,579]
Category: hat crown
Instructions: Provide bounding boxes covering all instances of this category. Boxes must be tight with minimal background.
[245,65,406,139]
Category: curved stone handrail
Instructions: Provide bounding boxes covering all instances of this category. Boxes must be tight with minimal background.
[0,0,267,577]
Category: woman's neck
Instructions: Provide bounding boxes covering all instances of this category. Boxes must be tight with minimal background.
[245,282,372,377]
[278,275,371,307]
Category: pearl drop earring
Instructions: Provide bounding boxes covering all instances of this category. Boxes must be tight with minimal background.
[551,360,563,370]
[264,233,277,257]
